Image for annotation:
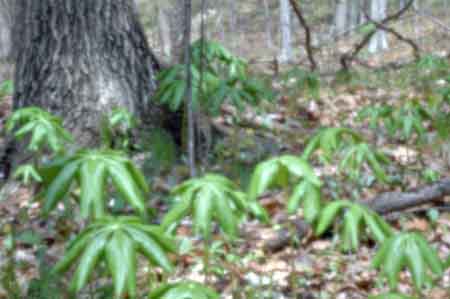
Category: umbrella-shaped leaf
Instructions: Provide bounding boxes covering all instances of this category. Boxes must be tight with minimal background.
[194,187,214,239]
[372,232,444,290]
[41,149,147,218]
[248,159,279,201]
[148,282,219,299]
[54,217,175,297]
[165,173,256,239]
[43,160,80,215]
[80,159,107,218]
[70,232,109,292]
[316,200,393,252]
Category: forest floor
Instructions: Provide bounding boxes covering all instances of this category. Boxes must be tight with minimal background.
[2,8,450,299]
[1,58,450,298]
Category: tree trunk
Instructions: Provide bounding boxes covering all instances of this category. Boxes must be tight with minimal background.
[0,0,14,81]
[334,0,348,35]
[158,5,172,59]
[0,0,13,61]
[12,0,165,143]
[279,0,293,63]
[263,0,275,49]
[368,0,389,53]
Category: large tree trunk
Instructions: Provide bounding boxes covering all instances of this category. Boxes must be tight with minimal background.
[12,0,165,142]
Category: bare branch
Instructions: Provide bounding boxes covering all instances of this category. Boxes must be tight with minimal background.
[340,0,415,71]
[363,9,420,60]
[288,0,317,71]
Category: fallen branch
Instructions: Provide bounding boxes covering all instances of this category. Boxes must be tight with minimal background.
[362,178,450,214]
[263,178,450,252]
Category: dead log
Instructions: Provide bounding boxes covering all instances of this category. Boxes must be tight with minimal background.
[263,178,450,252]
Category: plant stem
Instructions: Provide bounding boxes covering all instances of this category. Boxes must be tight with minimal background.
[183,0,196,177]
[203,239,210,284]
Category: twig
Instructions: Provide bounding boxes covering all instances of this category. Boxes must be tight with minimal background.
[363,8,420,60]
[340,0,415,71]
[288,0,317,71]
[413,8,450,32]
[361,178,450,215]
[183,0,196,177]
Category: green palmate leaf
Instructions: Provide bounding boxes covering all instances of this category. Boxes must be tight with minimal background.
[248,155,322,221]
[53,217,175,298]
[248,159,279,202]
[372,232,444,290]
[13,164,42,185]
[281,67,321,99]
[40,149,148,218]
[358,99,433,142]
[315,200,393,252]
[6,107,73,153]
[155,40,270,115]
[369,292,417,299]
[148,282,219,299]
[0,79,13,96]
[287,180,321,223]
[315,200,348,236]
[161,197,192,232]
[163,174,257,239]
[194,187,214,239]
[339,142,391,184]
[302,127,362,161]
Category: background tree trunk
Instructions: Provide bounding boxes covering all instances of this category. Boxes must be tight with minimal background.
[334,0,348,35]
[368,0,389,53]
[0,0,14,81]
[158,4,172,60]
[12,0,165,143]
[279,0,293,63]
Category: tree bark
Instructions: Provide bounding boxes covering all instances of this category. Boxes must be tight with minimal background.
[0,0,14,81]
[334,0,348,35]
[0,0,13,61]
[12,0,165,143]
[368,0,389,53]
[279,0,293,63]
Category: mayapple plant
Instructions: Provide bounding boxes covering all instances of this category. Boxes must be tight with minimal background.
[248,155,322,223]
[302,127,363,162]
[100,107,137,150]
[39,149,149,219]
[6,107,73,153]
[372,232,444,291]
[339,142,392,184]
[148,281,219,299]
[162,173,261,239]
[315,200,393,252]
[155,40,272,115]
[53,216,176,298]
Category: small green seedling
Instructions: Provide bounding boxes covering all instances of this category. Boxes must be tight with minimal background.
[13,164,42,185]
[6,107,73,153]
